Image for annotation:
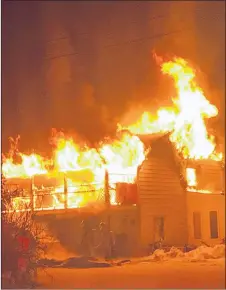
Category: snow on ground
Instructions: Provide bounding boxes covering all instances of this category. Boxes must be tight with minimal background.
[37,259,225,289]
[134,244,225,263]
[37,244,225,289]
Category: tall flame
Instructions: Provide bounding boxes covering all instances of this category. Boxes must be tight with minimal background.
[2,55,223,211]
[119,56,222,161]
[162,58,219,160]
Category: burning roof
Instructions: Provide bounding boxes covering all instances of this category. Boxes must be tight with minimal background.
[119,56,222,161]
[2,54,223,182]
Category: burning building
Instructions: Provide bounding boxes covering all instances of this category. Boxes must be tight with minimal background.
[137,133,224,250]
[2,55,225,256]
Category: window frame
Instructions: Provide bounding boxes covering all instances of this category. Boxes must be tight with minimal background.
[193,211,202,239]
[153,216,165,241]
[209,210,219,239]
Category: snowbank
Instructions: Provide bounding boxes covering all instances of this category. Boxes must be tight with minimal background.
[39,244,225,269]
[149,244,225,262]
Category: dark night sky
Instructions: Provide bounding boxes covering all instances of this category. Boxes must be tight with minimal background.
[2,1,225,153]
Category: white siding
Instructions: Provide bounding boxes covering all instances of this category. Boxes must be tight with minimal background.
[187,160,224,192]
[138,156,188,247]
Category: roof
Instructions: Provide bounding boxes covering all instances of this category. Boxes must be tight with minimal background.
[137,133,223,167]
[137,132,171,147]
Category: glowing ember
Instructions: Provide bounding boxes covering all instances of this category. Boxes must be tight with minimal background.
[187,188,212,194]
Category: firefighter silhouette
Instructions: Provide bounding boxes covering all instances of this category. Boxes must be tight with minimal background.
[98,222,115,259]
[80,220,93,256]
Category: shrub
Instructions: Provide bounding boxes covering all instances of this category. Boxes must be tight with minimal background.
[1,175,50,288]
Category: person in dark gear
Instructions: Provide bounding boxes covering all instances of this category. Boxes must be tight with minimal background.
[80,220,93,257]
[99,222,115,260]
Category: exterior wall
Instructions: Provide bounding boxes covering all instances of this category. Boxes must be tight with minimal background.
[139,195,188,247]
[186,160,224,193]
[108,206,139,256]
[187,192,225,246]
[138,153,188,250]
[35,206,139,257]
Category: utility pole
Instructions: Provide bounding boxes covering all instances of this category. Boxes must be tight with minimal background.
[30,176,34,211]
[64,173,68,209]
[104,169,111,230]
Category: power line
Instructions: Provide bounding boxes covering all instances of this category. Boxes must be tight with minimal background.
[45,9,221,45]
[45,26,193,61]
[45,13,169,44]
[44,10,222,61]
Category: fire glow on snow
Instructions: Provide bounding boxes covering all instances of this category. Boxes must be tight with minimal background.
[150,244,225,262]
[137,244,225,263]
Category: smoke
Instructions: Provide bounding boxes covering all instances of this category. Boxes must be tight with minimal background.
[2,1,224,152]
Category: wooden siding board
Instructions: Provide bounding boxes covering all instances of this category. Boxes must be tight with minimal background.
[139,196,187,246]
[138,149,187,247]
[137,138,223,248]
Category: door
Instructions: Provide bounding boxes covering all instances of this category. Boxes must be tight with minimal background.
[153,217,165,242]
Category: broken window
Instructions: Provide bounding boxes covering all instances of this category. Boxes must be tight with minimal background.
[193,212,201,239]
[209,211,219,239]
[186,168,197,188]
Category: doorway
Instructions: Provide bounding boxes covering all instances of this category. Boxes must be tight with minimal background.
[153,217,165,242]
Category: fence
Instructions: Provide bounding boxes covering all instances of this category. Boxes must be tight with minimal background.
[4,172,137,212]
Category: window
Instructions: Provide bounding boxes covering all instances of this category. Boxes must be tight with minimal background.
[154,217,164,241]
[209,211,219,239]
[193,212,201,239]
[186,168,197,187]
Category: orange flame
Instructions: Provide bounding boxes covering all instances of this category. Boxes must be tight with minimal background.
[100,133,145,176]
[2,131,145,210]
[2,55,223,210]
[119,56,222,161]
[186,168,197,188]
[2,153,47,178]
